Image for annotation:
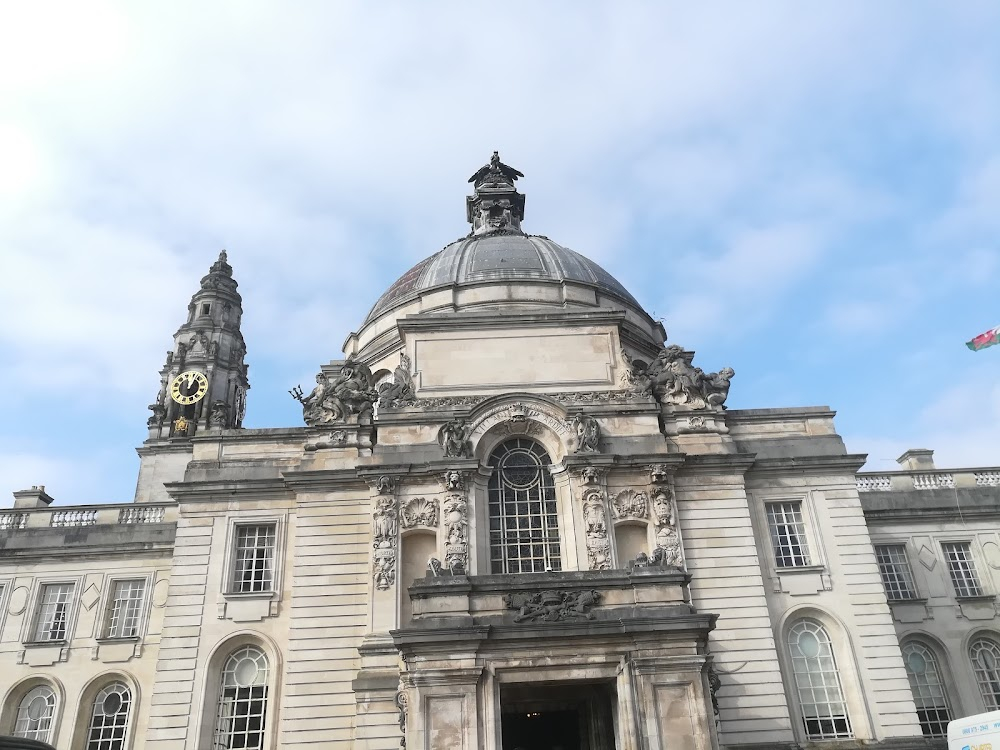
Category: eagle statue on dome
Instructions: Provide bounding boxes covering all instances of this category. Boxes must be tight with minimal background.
[468,151,524,187]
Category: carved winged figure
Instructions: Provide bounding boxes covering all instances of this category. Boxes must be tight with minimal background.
[628,344,734,410]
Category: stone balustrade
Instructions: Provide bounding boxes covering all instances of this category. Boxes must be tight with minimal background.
[0,503,175,531]
[857,466,1000,492]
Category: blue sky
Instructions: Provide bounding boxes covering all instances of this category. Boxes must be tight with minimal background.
[2,2,999,505]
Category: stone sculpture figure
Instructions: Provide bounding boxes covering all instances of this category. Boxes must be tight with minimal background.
[438,420,471,458]
[569,414,600,453]
[373,496,398,546]
[209,400,229,428]
[378,352,416,407]
[291,357,378,426]
[627,344,735,410]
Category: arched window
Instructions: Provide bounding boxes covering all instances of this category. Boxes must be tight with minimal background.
[488,438,561,574]
[787,620,852,740]
[213,645,270,750]
[85,681,132,750]
[901,641,951,737]
[971,636,1000,710]
[13,684,56,742]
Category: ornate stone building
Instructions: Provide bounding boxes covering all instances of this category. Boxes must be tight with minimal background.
[0,153,995,749]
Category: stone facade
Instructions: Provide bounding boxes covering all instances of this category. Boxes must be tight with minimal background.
[0,155,984,749]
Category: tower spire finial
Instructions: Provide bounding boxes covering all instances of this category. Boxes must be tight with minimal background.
[466,151,526,235]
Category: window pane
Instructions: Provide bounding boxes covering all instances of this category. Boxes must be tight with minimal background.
[972,638,1000,711]
[488,439,561,574]
[214,646,270,750]
[766,502,811,568]
[902,642,951,737]
[233,525,276,593]
[33,583,73,642]
[875,545,917,600]
[105,580,145,639]
[943,542,984,597]
[87,682,132,750]
[13,685,56,742]
[788,620,853,740]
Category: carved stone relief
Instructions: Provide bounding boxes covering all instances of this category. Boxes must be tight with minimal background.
[442,494,468,573]
[505,589,601,623]
[395,688,408,748]
[582,489,612,570]
[611,488,648,520]
[400,498,439,529]
[372,490,398,591]
[442,470,465,492]
[651,487,683,569]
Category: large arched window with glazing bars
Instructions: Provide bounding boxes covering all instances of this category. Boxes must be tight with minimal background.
[487,438,561,574]
[900,641,951,737]
[971,635,1000,711]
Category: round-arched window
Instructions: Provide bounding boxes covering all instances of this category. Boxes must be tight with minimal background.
[213,645,270,749]
[86,681,132,749]
[13,684,56,742]
[488,438,561,574]
[901,641,951,737]
[971,636,1000,710]
[787,620,852,740]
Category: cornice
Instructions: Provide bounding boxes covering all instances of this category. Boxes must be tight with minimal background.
[396,308,628,333]
[164,477,292,502]
[747,454,869,477]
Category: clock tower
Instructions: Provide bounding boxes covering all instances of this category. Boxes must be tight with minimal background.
[146,250,250,438]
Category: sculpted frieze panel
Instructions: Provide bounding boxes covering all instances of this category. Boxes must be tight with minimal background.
[505,589,601,623]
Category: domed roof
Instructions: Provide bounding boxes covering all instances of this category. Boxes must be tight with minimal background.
[365,232,641,323]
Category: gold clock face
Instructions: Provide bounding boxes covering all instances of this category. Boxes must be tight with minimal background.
[170,371,209,405]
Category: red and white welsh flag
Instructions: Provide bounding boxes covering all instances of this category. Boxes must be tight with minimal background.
[966,324,1000,351]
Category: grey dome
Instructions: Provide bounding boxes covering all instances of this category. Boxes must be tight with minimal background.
[365,233,642,323]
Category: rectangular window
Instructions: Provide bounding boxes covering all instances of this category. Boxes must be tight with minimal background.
[104,579,145,639]
[875,544,917,600]
[232,524,276,593]
[942,542,984,597]
[32,583,73,642]
[766,501,812,568]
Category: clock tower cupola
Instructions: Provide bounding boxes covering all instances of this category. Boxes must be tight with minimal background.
[146,250,250,438]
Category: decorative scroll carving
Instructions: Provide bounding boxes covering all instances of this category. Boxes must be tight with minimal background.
[438,420,472,458]
[611,489,648,520]
[290,357,378,425]
[442,470,465,492]
[505,589,602,623]
[652,488,683,568]
[372,495,398,590]
[627,344,734,410]
[400,498,438,529]
[442,494,468,573]
[582,489,612,570]
[395,689,408,748]
[378,353,416,408]
[568,414,600,453]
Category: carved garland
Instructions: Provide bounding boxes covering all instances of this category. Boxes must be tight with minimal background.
[371,476,398,591]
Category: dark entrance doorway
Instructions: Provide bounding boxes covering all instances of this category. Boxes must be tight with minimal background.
[500,682,616,750]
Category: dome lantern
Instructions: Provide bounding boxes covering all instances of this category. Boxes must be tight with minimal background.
[466,151,526,236]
